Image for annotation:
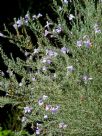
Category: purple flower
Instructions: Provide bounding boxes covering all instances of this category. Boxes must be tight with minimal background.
[22,116,27,122]
[83,40,92,47]
[42,95,48,100]
[69,14,75,20]
[0,33,7,38]
[38,98,44,106]
[44,114,48,119]
[59,122,68,129]
[77,40,83,47]
[94,23,101,34]
[24,106,32,113]
[36,128,40,135]
[46,49,58,57]
[37,13,42,18]
[42,57,51,64]
[53,24,62,34]
[61,47,69,54]
[45,104,52,111]
[67,66,74,72]
[33,48,40,54]
[32,77,36,81]
[63,0,68,4]
[45,21,53,29]
[82,75,93,84]
[50,105,60,114]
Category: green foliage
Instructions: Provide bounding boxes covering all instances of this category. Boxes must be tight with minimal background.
[0,130,14,136]
[0,0,102,135]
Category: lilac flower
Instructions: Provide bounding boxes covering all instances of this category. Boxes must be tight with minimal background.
[25,13,30,20]
[42,66,47,71]
[22,116,27,122]
[77,40,83,47]
[24,106,32,114]
[36,128,40,135]
[32,77,36,81]
[38,98,44,106]
[59,6,63,11]
[83,40,92,47]
[69,14,75,20]
[32,15,37,20]
[44,30,51,37]
[53,24,62,34]
[46,49,58,57]
[37,13,42,18]
[14,19,23,28]
[67,66,74,72]
[45,104,52,111]
[45,21,53,29]
[32,13,42,20]
[94,23,101,34]
[82,75,93,84]
[24,51,29,57]
[33,48,39,54]
[59,122,68,129]
[61,47,69,54]
[42,57,51,64]
[0,70,4,77]
[0,33,7,38]
[44,114,48,119]
[24,13,30,25]
[50,105,60,114]
[42,95,48,100]
[19,82,23,87]
[63,0,68,4]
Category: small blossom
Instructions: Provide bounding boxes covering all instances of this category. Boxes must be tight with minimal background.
[67,66,74,72]
[24,12,30,24]
[94,23,101,34]
[54,73,57,78]
[82,75,93,84]
[46,49,58,57]
[53,24,62,34]
[42,66,47,71]
[36,128,40,135]
[24,51,29,57]
[77,40,83,47]
[0,32,7,38]
[0,71,4,77]
[32,77,36,81]
[45,21,53,29]
[44,30,51,37]
[59,122,68,129]
[42,57,51,64]
[83,40,92,47]
[33,48,39,54]
[61,47,69,54]
[22,116,27,122]
[24,106,32,113]
[32,15,37,20]
[45,104,52,111]
[44,114,48,119]
[69,14,75,20]
[15,19,23,28]
[38,98,44,106]
[19,82,23,87]
[42,95,48,100]
[63,0,68,4]
[50,105,60,114]
[59,6,63,11]
[37,13,42,18]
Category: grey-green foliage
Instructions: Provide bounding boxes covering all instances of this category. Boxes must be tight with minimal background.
[0,0,102,135]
